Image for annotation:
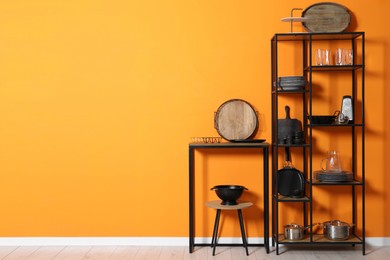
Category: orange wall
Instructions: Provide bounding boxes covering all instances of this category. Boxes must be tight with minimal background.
[0,0,388,237]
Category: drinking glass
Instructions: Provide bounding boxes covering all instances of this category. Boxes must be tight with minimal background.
[316,49,323,65]
[335,48,343,65]
[344,49,353,65]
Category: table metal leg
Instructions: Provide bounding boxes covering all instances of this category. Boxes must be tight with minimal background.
[263,146,269,253]
[189,148,194,253]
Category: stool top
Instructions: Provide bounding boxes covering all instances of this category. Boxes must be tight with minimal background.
[205,200,253,210]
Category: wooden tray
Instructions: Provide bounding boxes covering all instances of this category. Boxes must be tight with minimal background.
[214,99,258,141]
[302,2,351,33]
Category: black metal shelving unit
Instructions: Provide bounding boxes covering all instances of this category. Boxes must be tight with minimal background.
[271,32,365,255]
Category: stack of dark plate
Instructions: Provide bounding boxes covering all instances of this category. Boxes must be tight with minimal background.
[275,76,307,91]
[315,171,353,182]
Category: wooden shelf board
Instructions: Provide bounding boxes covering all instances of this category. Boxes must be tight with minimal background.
[277,195,311,202]
[311,180,363,186]
[277,234,362,244]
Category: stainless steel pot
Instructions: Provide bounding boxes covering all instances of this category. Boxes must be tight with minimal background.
[322,220,353,240]
[284,223,316,240]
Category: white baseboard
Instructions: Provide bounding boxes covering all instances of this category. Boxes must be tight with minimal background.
[365,237,390,246]
[0,237,388,246]
[194,237,264,244]
[0,237,187,246]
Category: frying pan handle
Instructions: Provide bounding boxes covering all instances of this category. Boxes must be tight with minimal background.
[285,147,292,164]
[285,106,291,119]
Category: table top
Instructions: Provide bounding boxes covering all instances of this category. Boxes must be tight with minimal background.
[205,200,253,210]
[189,141,269,149]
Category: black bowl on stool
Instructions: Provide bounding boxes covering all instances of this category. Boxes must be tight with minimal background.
[211,185,248,205]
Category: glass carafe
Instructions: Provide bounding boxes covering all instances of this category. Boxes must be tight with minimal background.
[321,150,342,173]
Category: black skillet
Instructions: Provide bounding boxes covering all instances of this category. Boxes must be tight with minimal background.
[277,148,305,198]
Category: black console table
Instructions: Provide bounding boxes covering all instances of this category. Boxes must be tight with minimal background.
[188,142,269,253]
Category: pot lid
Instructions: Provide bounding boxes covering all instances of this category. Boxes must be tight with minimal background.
[325,220,350,227]
[284,223,301,229]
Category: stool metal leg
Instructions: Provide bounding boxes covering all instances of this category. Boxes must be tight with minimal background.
[237,209,249,256]
[211,209,220,247]
[212,209,221,256]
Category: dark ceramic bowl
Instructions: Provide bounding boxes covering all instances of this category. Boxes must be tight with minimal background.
[211,185,248,205]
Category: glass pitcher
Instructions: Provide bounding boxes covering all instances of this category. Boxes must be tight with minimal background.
[321,150,342,173]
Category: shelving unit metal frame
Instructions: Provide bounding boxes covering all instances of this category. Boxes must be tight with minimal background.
[271,32,365,255]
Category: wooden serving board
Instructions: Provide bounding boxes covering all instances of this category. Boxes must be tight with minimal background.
[277,106,302,144]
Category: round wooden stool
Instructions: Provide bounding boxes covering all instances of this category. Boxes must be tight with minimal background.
[205,200,253,256]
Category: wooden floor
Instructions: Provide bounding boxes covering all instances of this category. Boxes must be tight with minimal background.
[0,245,387,259]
